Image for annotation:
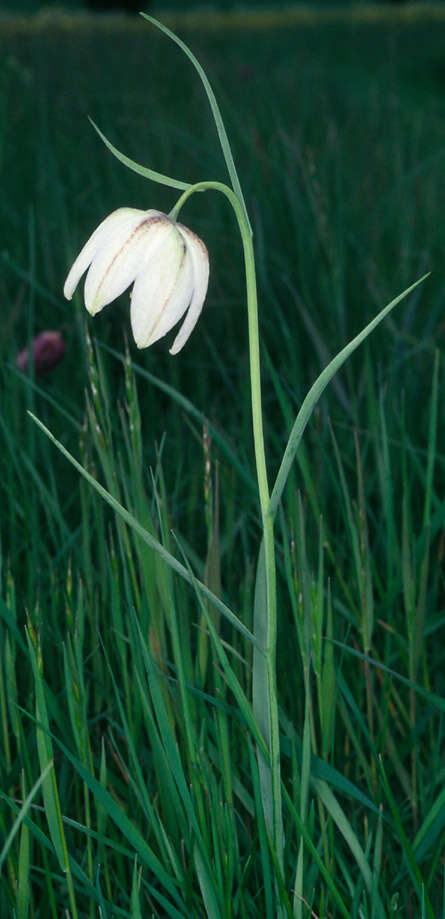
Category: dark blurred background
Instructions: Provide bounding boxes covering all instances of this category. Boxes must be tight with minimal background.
[1,0,421,14]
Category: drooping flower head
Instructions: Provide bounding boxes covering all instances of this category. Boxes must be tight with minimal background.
[64,208,209,354]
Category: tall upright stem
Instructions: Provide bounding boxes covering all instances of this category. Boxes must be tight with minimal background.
[171,182,283,870]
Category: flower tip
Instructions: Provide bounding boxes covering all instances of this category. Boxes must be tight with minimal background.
[84,293,102,317]
[168,340,183,356]
[63,267,80,302]
[63,279,73,301]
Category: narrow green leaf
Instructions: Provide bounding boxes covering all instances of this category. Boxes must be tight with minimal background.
[372,805,384,886]
[413,785,445,860]
[0,596,28,655]
[171,533,269,760]
[252,540,273,831]
[140,13,251,231]
[423,348,439,530]
[89,118,191,191]
[49,733,185,910]
[194,842,222,919]
[131,857,143,919]
[263,821,293,919]
[129,613,201,840]
[332,639,445,713]
[16,814,31,919]
[98,340,256,496]
[0,761,52,871]
[293,693,311,919]
[313,777,386,915]
[378,756,434,919]
[310,753,380,817]
[26,633,68,874]
[269,274,429,517]
[281,785,350,918]
[0,789,103,907]
[247,740,274,919]
[95,865,108,919]
[28,412,257,647]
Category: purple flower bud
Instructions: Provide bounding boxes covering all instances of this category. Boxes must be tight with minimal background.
[16,331,65,376]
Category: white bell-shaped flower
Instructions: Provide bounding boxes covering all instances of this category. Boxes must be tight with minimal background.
[64,207,209,354]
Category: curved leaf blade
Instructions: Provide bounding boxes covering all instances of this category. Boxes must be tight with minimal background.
[89,118,191,191]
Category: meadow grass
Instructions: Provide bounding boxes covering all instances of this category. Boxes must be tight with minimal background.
[1,10,445,917]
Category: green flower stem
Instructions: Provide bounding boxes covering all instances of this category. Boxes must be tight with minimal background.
[171,182,283,869]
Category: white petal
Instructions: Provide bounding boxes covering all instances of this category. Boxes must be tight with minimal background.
[130,224,194,349]
[169,224,209,355]
[83,211,169,315]
[63,208,149,303]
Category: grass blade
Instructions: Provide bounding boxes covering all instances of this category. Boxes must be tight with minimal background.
[28,412,256,647]
[269,274,429,517]
[378,755,434,919]
[0,761,53,871]
[98,340,256,496]
[193,842,222,919]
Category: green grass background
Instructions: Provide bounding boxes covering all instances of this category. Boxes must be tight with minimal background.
[1,8,445,917]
